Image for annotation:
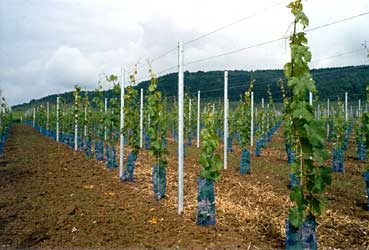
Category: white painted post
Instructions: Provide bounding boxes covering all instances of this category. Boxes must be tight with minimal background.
[119,69,125,180]
[327,99,330,139]
[56,97,60,142]
[309,92,313,106]
[74,94,78,152]
[317,104,320,120]
[178,41,184,215]
[46,101,50,131]
[255,107,258,121]
[84,105,87,137]
[189,98,192,144]
[350,106,353,118]
[251,91,254,147]
[345,92,348,122]
[197,90,200,148]
[359,100,361,117]
[104,98,108,141]
[224,71,228,170]
[140,88,143,149]
[212,103,215,114]
[267,103,270,130]
[33,108,35,128]
[262,98,264,109]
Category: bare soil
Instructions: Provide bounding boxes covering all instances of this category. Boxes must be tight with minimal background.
[0,124,368,249]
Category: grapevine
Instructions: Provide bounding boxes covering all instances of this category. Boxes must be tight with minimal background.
[199,105,223,181]
[283,0,332,228]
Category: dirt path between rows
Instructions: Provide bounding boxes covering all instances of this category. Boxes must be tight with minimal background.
[0,124,368,249]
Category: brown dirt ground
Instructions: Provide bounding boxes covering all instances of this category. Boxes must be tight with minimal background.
[0,124,368,250]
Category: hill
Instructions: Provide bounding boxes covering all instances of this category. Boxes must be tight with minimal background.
[12,65,369,112]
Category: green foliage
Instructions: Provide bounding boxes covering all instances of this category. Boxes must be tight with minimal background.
[73,85,82,132]
[279,79,293,145]
[228,107,238,138]
[284,0,332,229]
[266,86,277,129]
[362,85,369,170]
[0,97,12,134]
[235,80,254,149]
[214,102,223,133]
[92,83,105,139]
[199,105,223,181]
[105,74,120,145]
[146,69,168,167]
[256,99,266,138]
[171,99,178,131]
[124,72,140,153]
[184,93,196,137]
[331,98,346,149]
[36,104,47,128]
[81,92,91,138]
[13,66,369,114]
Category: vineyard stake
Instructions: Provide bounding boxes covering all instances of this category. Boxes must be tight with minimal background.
[345,92,348,121]
[33,107,35,128]
[84,105,87,137]
[224,71,228,170]
[119,69,125,179]
[251,91,254,146]
[56,97,60,142]
[197,90,200,148]
[189,98,192,142]
[327,99,330,139]
[178,41,184,215]
[104,97,108,141]
[46,101,49,131]
[74,94,78,152]
[140,88,143,149]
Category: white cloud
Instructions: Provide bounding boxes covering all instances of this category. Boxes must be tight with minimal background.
[45,46,96,88]
[1,0,369,105]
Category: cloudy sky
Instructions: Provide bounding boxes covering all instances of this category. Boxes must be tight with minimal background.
[1,0,369,106]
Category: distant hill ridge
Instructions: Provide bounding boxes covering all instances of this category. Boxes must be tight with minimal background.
[12,65,369,111]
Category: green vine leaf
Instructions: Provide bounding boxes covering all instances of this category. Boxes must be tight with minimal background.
[199,105,223,182]
[285,0,332,228]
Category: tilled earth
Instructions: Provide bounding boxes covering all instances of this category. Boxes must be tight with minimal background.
[0,124,368,249]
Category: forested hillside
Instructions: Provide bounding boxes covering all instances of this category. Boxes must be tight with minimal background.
[12,65,369,111]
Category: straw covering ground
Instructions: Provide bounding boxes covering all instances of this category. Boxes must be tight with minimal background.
[0,124,368,249]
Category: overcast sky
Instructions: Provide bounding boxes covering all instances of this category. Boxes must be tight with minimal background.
[1,0,369,106]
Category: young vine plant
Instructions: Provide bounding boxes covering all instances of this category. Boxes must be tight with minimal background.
[236,80,254,149]
[146,69,168,167]
[199,104,223,181]
[283,0,332,228]
[362,85,369,170]
[125,71,140,154]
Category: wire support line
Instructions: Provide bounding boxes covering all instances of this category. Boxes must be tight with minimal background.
[183,48,369,88]
[305,11,369,33]
[129,11,369,83]
[134,64,178,83]
[185,37,286,67]
[310,48,366,64]
[134,46,178,71]
[134,59,368,92]
[133,0,288,70]
[189,64,369,95]
[131,0,289,70]
[183,0,288,46]
[183,11,369,67]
